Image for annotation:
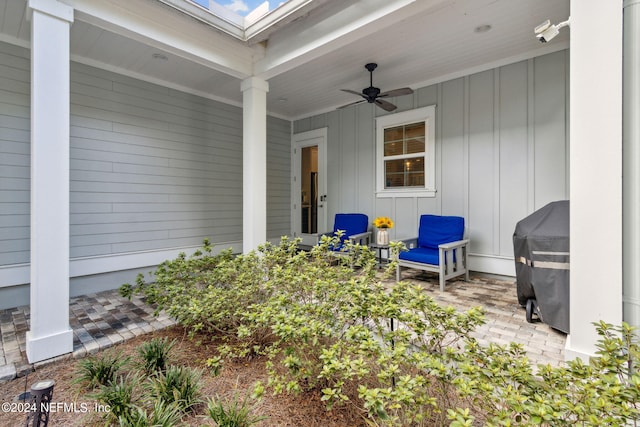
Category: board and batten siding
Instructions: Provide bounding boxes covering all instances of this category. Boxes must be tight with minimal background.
[294,50,569,276]
[0,41,290,307]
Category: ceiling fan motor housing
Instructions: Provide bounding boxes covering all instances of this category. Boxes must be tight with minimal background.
[363,63,380,101]
[363,86,381,101]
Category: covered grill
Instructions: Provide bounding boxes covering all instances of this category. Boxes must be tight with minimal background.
[513,200,570,333]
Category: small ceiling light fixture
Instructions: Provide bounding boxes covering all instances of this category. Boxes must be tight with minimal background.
[277,97,288,102]
[152,53,168,61]
[534,17,570,43]
[474,24,492,33]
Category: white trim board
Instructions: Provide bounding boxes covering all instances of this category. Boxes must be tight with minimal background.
[0,241,242,288]
[468,254,515,278]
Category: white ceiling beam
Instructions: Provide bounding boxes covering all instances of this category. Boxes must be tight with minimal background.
[253,0,449,80]
[69,0,256,79]
[244,0,331,43]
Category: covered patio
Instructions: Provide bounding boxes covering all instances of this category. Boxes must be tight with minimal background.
[0,0,635,368]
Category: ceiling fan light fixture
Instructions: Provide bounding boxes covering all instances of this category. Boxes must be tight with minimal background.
[474,24,492,33]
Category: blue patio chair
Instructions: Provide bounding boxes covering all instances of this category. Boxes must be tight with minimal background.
[319,213,371,250]
[396,214,469,291]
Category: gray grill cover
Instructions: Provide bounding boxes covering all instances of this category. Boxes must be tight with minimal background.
[513,200,570,333]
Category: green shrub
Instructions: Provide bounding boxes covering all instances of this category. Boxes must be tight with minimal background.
[123,237,640,426]
[73,350,129,390]
[448,321,640,427]
[206,355,224,377]
[92,374,140,425]
[206,392,267,427]
[146,365,203,413]
[119,400,184,427]
[74,338,206,426]
[136,336,176,376]
[120,238,268,339]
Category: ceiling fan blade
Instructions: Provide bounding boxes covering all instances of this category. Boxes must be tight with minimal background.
[338,99,367,109]
[379,87,414,98]
[375,99,398,112]
[341,89,365,97]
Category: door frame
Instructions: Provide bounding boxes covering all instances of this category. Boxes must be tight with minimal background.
[292,128,328,245]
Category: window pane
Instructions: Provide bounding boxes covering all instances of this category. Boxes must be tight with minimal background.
[384,126,404,156]
[406,137,425,154]
[385,159,405,187]
[405,123,425,139]
[384,159,425,188]
[383,122,425,156]
[385,159,404,173]
[384,141,404,156]
[406,123,425,153]
[407,172,424,186]
[405,158,424,173]
[384,126,404,142]
[405,158,424,187]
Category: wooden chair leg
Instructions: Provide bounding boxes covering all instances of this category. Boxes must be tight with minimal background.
[439,248,447,291]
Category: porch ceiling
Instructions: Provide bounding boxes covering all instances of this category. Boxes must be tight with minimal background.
[0,0,569,120]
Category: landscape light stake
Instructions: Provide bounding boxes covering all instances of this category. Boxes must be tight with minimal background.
[24,379,54,427]
[390,317,396,387]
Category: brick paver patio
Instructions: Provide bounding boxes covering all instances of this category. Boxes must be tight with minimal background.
[0,272,566,384]
[0,292,175,383]
[399,272,566,367]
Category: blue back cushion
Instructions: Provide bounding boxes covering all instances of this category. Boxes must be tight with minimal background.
[333,213,368,242]
[417,215,464,249]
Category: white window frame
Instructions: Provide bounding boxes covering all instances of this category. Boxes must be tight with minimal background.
[376,105,436,198]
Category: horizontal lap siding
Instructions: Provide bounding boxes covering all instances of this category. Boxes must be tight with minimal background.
[267,116,291,239]
[0,40,292,270]
[69,62,244,257]
[0,42,30,266]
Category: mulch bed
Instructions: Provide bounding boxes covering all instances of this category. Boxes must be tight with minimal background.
[0,325,367,426]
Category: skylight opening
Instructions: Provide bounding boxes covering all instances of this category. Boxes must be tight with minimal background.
[189,0,289,17]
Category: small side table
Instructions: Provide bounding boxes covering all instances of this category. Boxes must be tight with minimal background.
[369,242,391,268]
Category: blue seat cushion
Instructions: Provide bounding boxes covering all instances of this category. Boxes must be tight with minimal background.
[399,247,439,265]
[333,213,368,244]
[418,215,464,249]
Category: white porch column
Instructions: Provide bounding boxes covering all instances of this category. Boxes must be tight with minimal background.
[623,0,640,327]
[241,77,269,253]
[567,0,623,360]
[26,0,74,363]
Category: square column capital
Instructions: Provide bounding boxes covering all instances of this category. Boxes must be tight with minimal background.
[28,0,74,23]
[241,76,269,93]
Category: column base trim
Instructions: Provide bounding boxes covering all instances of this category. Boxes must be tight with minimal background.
[26,328,73,363]
[564,334,596,363]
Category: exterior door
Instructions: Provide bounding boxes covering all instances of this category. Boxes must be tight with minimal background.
[292,128,327,246]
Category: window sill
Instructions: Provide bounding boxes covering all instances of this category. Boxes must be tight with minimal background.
[376,189,437,198]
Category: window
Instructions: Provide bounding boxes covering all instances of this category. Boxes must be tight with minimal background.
[376,105,436,197]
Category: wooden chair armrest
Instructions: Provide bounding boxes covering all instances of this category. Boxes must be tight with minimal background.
[348,231,371,245]
[397,237,418,249]
[438,239,470,250]
[349,231,371,240]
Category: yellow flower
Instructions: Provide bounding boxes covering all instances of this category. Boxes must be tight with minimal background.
[373,216,394,229]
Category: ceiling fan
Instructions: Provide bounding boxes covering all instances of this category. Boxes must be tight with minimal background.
[339,63,414,112]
